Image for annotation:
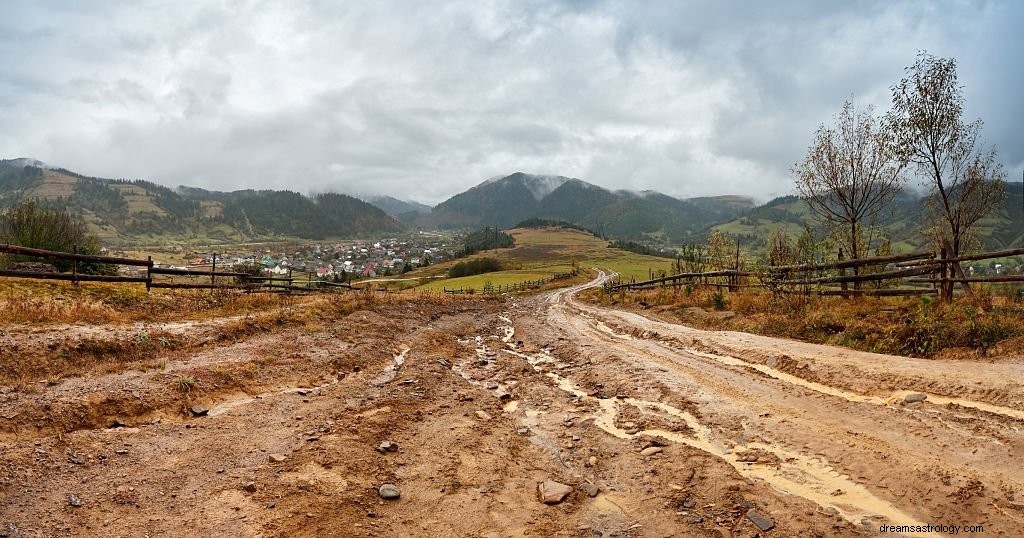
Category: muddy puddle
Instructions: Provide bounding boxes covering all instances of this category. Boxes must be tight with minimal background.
[497,311,938,535]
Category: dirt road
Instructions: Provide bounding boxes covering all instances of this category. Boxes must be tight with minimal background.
[1,275,1021,536]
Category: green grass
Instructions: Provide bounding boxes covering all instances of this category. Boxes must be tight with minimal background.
[397,227,677,292]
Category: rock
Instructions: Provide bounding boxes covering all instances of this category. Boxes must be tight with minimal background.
[516,427,529,435]
[745,509,775,531]
[712,527,733,538]
[2,522,21,538]
[766,356,779,368]
[475,410,492,421]
[580,483,600,497]
[538,480,573,504]
[903,393,927,404]
[436,358,452,369]
[268,454,287,463]
[378,483,401,500]
[640,447,663,457]
[688,517,704,524]
[642,436,670,448]
[68,493,83,507]
[377,440,399,453]
[266,502,276,509]
[242,482,257,493]
[586,456,597,467]
[189,406,209,417]
[108,419,126,429]
[682,499,696,509]
[67,453,85,465]
[625,428,640,435]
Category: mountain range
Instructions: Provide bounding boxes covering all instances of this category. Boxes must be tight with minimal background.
[3,159,1022,253]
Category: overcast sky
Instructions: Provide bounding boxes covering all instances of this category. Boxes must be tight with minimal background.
[2,1,1021,204]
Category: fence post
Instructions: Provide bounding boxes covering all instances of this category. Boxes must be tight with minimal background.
[146,256,152,292]
[211,253,217,286]
[72,245,78,285]
[939,243,950,302]
[838,247,847,294]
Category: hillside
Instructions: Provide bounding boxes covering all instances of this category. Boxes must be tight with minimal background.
[365,195,432,218]
[421,172,756,242]
[0,159,405,244]
[713,184,1024,254]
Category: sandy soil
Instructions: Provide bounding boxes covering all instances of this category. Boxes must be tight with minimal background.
[1,275,1021,536]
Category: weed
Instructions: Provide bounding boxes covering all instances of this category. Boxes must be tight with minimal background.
[174,375,198,393]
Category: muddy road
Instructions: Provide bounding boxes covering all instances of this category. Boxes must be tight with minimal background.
[1,275,1022,536]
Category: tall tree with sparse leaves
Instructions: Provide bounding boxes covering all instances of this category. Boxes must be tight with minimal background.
[885,52,1006,257]
[794,100,906,284]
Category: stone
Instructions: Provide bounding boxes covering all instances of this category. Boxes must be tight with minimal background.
[475,410,492,421]
[580,483,600,497]
[378,483,401,500]
[644,436,671,448]
[242,482,257,493]
[377,440,399,453]
[586,456,598,467]
[682,500,696,509]
[266,502,276,509]
[189,406,209,417]
[640,447,663,457]
[625,428,640,435]
[903,393,927,404]
[68,493,83,507]
[268,454,287,463]
[516,427,529,435]
[538,480,573,504]
[712,527,733,538]
[67,453,85,465]
[108,419,126,429]
[745,509,775,531]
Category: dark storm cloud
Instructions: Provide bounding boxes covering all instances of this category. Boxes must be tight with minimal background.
[1,0,1020,203]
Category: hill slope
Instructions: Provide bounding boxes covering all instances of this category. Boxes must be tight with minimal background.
[0,159,404,244]
[422,172,756,242]
[713,184,1024,254]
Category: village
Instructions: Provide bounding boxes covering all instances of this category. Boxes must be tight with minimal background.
[138,231,461,281]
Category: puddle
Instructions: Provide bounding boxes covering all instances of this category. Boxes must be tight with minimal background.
[371,348,410,386]
[583,309,1024,424]
[500,322,936,534]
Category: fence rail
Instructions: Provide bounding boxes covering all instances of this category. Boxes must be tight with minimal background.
[0,243,354,294]
[607,241,1024,301]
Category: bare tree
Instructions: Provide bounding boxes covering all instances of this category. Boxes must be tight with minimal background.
[794,100,906,277]
[886,52,1006,257]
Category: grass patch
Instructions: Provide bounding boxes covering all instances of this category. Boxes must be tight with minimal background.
[589,284,1024,358]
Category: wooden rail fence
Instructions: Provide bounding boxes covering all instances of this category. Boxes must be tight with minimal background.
[606,241,1024,301]
[0,243,353,293]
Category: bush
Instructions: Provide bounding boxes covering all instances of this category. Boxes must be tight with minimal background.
[0,200,111,273]
[448,257,502,278]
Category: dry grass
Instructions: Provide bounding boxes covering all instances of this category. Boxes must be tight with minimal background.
[588,284,1024,358]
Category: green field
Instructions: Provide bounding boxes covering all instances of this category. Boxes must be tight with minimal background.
[380,227,677,293]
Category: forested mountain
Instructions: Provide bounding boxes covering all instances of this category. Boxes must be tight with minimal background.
[0,159,404,244]
[420,172,756,242]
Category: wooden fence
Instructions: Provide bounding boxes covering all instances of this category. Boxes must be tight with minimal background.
[0,243,352,293]
[606,241,1024,301]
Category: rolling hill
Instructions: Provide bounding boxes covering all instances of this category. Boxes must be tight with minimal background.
[0,159,405,244]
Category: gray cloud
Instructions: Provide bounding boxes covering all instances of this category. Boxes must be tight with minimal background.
[1,0,1021,204]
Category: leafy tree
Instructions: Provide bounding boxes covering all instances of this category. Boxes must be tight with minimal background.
[886,52,1006,257]
[0,200,106,272]
[794,100,906,280]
